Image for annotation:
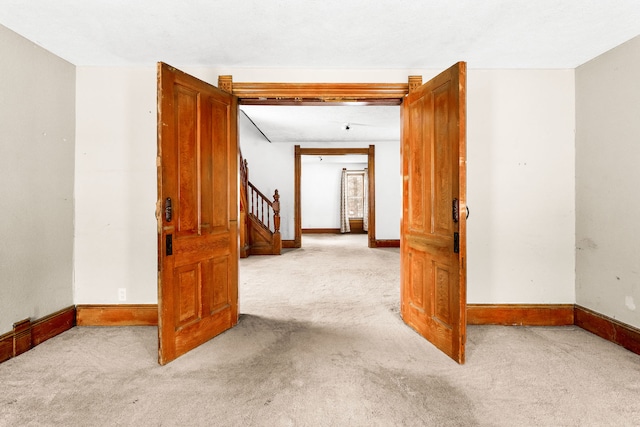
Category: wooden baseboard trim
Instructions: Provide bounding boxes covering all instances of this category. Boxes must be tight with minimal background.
[282,240,297,249]
[0,331,12,363]
[2,304,638,363]
[301,228,341,234]
[32,306,77,346]
[76,304,158,326]
[467,304,575,326]
[13,319,32,357]
[374,239,400,248]
[574,305,640,356]
[0,305,76,365]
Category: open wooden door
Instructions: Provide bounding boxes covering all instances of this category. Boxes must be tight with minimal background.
[157,63,239,365]
[400,62,467,364]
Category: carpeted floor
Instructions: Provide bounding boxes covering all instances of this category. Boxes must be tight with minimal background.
[1,234,639,426]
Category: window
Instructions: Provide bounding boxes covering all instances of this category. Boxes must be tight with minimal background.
[346,172,365,218]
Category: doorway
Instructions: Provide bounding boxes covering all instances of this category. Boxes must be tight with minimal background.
[226,72,466,363]
[158,67,466,364]
[295,146,376,248]
[232,80,405,249]
[299,152,370,243]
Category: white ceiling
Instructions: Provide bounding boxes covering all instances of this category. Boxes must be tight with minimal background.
[301,154,367,165]
[2,1,639,144]
[241,105,400,143]
[1,1,639,69]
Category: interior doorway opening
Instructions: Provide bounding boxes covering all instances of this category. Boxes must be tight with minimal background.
[223,69,465,364]
[237,102,402,249]
[300,153,369,242]
[294,146,376,247]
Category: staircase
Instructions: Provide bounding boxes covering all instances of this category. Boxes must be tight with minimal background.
[240,152,282,257]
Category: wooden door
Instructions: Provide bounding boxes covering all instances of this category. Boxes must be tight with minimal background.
[157,63,239,365]
[400,62,467,364]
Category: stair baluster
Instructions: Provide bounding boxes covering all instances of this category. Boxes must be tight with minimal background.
[240,150,282,256]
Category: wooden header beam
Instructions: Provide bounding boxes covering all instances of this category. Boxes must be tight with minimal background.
[219,76,411,105]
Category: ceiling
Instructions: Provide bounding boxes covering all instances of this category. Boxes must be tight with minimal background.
[240,105,400,144]
[2,1,639,144]
[1,1,639,69]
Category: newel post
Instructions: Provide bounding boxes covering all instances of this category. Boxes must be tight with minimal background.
[272,190,280,233]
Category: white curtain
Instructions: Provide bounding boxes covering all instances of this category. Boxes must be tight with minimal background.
[363,168,369,232]
[340,168,351,233]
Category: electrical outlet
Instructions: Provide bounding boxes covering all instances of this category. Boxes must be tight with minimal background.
[117,288,127,302]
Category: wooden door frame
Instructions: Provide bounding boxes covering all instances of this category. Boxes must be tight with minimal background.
[218,76,413,249]
[218,77,409,105]
[294,146,375,248]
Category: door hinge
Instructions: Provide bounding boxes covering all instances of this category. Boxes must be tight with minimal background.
[453,232,459,254]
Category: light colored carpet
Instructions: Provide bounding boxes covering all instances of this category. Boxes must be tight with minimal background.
[1,234,639,426]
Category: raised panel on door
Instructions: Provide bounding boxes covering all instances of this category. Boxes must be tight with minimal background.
[157,62,238,365]
[401,63,467,364]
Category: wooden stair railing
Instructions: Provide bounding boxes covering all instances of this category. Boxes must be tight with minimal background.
[239,149,282,257]
[239,154,250,257]
[246,183,282,255]
[248,183,279,233]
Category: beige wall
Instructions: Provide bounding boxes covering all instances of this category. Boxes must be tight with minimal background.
[4,22,637,333]
[467,70,575,303]
[74,66,576,305]
[0,25,75,332]
[74,67,157,304]
[576,35,640,328]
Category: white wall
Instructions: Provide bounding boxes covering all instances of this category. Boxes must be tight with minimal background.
[73,66,576,305]
[576,36,640,328]
[301,160,367,229]
[75,67,157,304]
[0,25,75,332]
[466,70,576,303]
[299,143,401,240]
[375,142,402,239]
[239,113,296,239]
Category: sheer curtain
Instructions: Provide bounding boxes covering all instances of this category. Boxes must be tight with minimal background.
[363,168,369,232]
[340,168,351,233]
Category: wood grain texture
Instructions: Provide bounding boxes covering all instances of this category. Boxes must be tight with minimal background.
[32,306,76,346]
[367,145,376,248]
[294,145,302,248]
[231,82,408,103]
[575,305,640,355]
[76,305,158,326]
[13,319,32,357]
[247,214,282,255]
[157,63,238,365]
[467,304,575,326]
[0,331,12,363]
[401,63,467,364]
[348,218,365,234]
[374,240,400,248]
[282,240,297,249]
[0,306,76,365]
[302,228,341,234]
